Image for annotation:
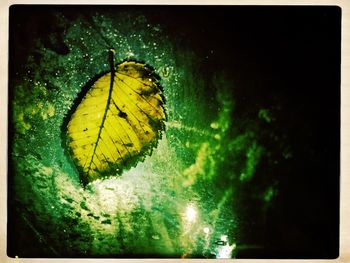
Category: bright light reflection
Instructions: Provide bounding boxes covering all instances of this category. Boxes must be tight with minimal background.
[203,227,210,234]
[185,205,197,222]
[220,234,228,242]
[216,243,236,259]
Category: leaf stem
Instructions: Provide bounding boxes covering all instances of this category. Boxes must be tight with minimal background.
[109,48,116,74]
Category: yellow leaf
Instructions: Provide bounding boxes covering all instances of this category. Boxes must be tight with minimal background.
[66,50,166,184]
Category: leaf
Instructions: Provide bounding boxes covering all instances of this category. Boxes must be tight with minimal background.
[66,51,166,184]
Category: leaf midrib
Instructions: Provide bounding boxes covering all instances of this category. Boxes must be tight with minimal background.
[86,60,116,175]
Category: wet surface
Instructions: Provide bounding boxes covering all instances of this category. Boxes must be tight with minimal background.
[8,6,340,258]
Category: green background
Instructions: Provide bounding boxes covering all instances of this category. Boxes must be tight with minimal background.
[8,6,340,258]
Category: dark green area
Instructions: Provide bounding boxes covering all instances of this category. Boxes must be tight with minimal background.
[8,5,340,259]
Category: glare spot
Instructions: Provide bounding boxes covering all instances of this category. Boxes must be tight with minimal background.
[220,234,228,242]
[126,51,135,57]
[203,227,210,234]
[210,122,219,129]
[216,243,236,259]
[214,134,221,140]
[185,205,197,222]
[151,234,160,240]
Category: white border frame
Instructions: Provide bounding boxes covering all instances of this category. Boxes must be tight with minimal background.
[1,1,349,262]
